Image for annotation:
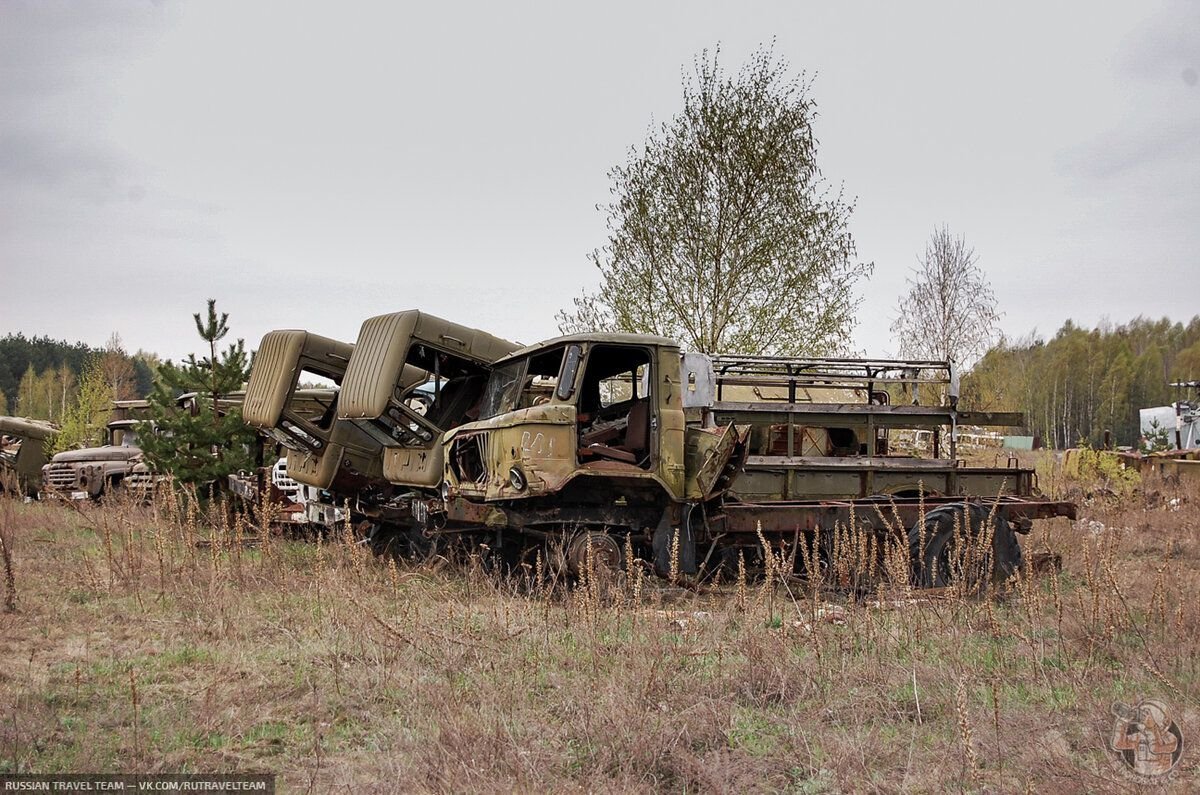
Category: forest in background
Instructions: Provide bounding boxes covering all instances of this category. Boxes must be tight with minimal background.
[0,333,154,421]
[963,315,1200,449]
[3,314,1199,450]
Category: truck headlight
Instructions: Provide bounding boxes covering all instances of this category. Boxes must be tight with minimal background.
[508,466,527,492]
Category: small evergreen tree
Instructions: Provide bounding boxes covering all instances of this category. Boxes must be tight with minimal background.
[140,299,257,488]
[1142,418,1172,453]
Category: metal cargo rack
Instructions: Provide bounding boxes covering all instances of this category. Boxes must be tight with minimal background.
[707,354,957,400]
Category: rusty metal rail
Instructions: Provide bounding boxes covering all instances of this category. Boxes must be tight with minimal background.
[716,495,1077,536]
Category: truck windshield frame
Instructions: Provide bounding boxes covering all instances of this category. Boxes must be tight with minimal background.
[479,347,569,420]
[479,360,527,420]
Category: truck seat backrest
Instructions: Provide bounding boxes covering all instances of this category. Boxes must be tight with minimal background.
[624,398,650,453]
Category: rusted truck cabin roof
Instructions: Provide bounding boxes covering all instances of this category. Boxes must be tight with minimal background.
[0,416,58,441]
[494,332,679,365]
[339,310,519,421]
[244,329,354,429]
[110,400,153,423]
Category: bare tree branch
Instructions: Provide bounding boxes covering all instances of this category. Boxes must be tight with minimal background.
[891,226,1001,368]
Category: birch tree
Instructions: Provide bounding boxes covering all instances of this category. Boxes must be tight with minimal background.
[558,44,872,355]
[891,226,1000,368]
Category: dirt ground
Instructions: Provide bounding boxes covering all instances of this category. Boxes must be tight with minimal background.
[0,472,1197,793]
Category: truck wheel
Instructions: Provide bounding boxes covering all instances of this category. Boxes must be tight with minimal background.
[908,502,1022,591]
[566,530,623,578]
[564,529,626,601]
[370,523,442,563]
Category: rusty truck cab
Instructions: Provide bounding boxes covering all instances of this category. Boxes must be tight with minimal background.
[242,329,422,492]
[442,334,691,505]
[336,311,519,489]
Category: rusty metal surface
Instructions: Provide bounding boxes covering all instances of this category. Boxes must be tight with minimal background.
[717,495,1076,536]
[685,423,747,500]
[709,403,1024,431]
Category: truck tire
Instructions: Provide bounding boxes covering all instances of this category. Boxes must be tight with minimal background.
[908,502,1022,590]
[369,522,442,563]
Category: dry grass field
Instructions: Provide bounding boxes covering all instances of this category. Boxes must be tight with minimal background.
[0,464,1197,793]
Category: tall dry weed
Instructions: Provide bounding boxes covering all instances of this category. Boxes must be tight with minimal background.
[0,497,17,612]
[4,465,1199,792]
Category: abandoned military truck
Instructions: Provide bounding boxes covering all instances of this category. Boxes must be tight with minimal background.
[243,316,518,532]
[40,400,157,500]
[406,333,1075,588]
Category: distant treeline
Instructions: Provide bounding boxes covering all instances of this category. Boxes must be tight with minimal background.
[0,333,155,420]
[963,316,1200,449]
[5,314,1198,449]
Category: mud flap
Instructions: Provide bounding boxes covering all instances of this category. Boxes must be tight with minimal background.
[652,505,697,576]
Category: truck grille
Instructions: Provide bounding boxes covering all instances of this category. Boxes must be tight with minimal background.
[44,463,78,490]
[126,468,161,494]
[449,431,490,491]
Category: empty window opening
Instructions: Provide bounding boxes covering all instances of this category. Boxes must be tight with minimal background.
[577,346,653,468]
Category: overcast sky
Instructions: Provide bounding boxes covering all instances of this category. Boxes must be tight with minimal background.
[2,1,1197,363]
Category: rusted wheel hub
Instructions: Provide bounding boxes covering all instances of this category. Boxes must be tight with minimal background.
[566,530,622,577]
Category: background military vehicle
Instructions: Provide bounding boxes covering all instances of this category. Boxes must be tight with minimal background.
[0,416,59,497]
[326,310,521,552]
[40,400,155,500]
[242,329,428,528]
[226,456,313,532]
[244,331,389,495]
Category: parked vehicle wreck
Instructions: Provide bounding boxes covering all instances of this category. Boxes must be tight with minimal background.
[242,316,518,534]
[242,315,1077,589]
[422,336,1074,587]
[0,416,59,497]
[40,400,160,500]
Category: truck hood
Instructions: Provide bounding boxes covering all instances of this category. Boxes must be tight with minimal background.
[51,446,142,463]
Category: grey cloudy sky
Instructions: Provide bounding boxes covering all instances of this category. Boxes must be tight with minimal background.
[2,1,1197,362]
